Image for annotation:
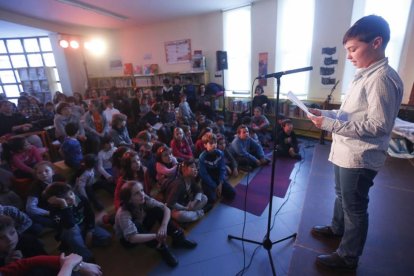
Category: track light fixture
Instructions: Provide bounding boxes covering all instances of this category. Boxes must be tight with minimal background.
[58,34,106,56]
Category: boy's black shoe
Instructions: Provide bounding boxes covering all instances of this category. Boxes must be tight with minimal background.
[239,165,253,172]
[311,225,343,238]
[202,203,214,213]
[316,252,357,270]
[157,245,178,267]
[294,154,302,160]
[172,233,197,249]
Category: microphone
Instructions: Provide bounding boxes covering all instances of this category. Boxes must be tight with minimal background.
[258,66,313,79]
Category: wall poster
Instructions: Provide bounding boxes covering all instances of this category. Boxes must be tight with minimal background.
[165,39,191,64]
[258,52,268,86]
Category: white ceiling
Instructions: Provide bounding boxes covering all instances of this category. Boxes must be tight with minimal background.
[0,0,258,38]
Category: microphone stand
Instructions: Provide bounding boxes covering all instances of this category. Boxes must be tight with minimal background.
[319,80,338,145]
[228,71,304,275]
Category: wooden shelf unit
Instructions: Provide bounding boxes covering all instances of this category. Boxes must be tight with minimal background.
[18,66,58,103]
[88,71,209,95]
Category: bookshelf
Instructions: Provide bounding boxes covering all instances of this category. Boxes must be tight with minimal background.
[88,71,209,96]
[18,67,58,103]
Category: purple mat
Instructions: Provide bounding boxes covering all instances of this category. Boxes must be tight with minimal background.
[222,157,297,216]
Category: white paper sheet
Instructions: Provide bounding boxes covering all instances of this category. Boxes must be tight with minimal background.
[287,91,314,117]
[152,122,163,130]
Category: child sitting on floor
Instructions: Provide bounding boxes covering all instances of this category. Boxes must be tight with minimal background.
[115,180,197,267]
[198,133,236,203]
[276,119,302,160]
[1,136,43,179]
[26,161,65,231]
[60,122,83,170]
[166,159,210,223]
[170,127,193,162]
[43,182,111,262]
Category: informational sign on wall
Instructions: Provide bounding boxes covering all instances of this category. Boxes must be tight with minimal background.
[165,39,191,64]
[258,52,268,86]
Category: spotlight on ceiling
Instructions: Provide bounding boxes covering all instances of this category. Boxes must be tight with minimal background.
[70,40,80,49]
[59,39,69,48]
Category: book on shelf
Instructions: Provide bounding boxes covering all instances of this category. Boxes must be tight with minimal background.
[29,68,38,80]
[40,80,50,91]
[124,63,133,75]
[230,99,251,113]
[134,65,143,75]
[142,64,159,75]
[37,67,46,80]
[18,68,29,81]
[21,81,32,93]
[135,77,151,86]
[32,81,41,92]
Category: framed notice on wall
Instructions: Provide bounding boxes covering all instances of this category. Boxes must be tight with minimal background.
[165,39,191,64]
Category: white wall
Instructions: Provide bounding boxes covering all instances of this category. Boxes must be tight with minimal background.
[251,0,278,97]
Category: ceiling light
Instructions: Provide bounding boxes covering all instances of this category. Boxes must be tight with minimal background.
[59,39,69,48]
[70,40,79,49]
[56,0,128,21]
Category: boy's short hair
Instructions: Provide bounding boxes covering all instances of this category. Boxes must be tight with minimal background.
[34,161,54,173]
[82,154,97,169]
[104,98,114,106]
[182,158,196,168]
[0,214,14,231]
[65,122,79,136]
[202,132,217,145]
[111,113,127,127]
[281,119,293,128]
[215,115,224,122]
[181,125,190,133]
[136,130,151,143]
[254,106,263,113]
[237,124,249,134]
[43,182,72,200]
[255,85,264,94]
[119,181,142,208]
[343,15,390,49]
[101,135,113,146]
[56,102,70,114]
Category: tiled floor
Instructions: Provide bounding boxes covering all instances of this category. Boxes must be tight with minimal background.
[147,139,317,275]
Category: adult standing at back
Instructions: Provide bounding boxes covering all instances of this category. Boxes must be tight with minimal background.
[308,15,403,270]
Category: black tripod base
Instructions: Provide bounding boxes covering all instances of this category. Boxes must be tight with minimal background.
[228,233,297,275]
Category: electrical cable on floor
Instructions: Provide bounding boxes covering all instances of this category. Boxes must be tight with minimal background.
[236,169,250,276]
[270,139,318,232]
[235,79,261,276]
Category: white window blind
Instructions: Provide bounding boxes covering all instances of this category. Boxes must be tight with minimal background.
[223,5,251,94]
[275,0,315,97]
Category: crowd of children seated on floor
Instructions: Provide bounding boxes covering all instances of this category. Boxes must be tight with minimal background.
[0,81,302,273]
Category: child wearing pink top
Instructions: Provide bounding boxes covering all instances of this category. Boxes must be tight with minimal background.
[2,136,43,179]
[170,127,193,162]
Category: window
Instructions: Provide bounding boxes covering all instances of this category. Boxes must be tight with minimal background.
[275,0,315,98]
[223,5,251,96]
[0,36,60,103]
[341,0,412,98]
